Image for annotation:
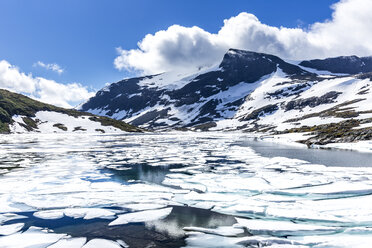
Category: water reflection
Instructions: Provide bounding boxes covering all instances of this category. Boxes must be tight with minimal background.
[104,163,185,185]
[0,133,372,248]
[243,139,372,167]
[2,206,242,248]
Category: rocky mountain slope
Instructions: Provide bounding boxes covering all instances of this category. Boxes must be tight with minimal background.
[300,56,372,74]
[79,49,372,145]
[0,89,142,134]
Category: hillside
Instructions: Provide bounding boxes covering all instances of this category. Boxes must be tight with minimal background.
[0,89,142,133]
[79,49,372,145]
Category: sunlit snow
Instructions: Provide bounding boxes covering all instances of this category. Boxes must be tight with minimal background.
[0,132,371,247]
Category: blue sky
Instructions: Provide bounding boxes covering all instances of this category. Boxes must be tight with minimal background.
[0,0,338,90]
[2,0,372,108]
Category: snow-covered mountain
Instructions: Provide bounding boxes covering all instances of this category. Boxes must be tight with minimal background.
[79,49,372,144]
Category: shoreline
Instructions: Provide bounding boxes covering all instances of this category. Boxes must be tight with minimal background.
[256,132,372,154]
[1,129,371,154]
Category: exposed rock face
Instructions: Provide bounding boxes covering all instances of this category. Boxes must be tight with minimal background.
[79,49,314,128]
[283,91,342,111]
[218,49,312,82]
[79,49,372,144]
[286,118,372,146]
[300,55,372,74]
[240,104,279,121]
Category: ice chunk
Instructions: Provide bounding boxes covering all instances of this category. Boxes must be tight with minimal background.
[48,237,87,248]
[116,239,129,248]
[83,208,116,220]
[82,239,122,248]
[63,208,116,220]
[236,218,338,236]
[109,207,173,226]
[186,232,305,248]
[0,226,65,247]
[0,213,27,225]
[34,210,64,220]
[125,203,167,211]
[183,226,245,237]
[33,208,116,220]
[0,223,24,236]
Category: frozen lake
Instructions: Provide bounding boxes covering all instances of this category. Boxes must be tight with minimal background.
[0,132,372,248]
[245,139,372,167]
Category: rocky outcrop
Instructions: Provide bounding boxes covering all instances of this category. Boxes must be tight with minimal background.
[300,55,372,74]
[283,91,341,111]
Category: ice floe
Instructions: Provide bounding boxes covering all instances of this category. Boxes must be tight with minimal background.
[48,238,87,248]
[82,239,123,248]
[109,208,173,226]
[0,223,24,236]
[0,226,66,248]
[0,132,371,247]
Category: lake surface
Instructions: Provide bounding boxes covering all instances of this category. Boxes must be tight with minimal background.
[0,132,372,247]
[244,139,372,167]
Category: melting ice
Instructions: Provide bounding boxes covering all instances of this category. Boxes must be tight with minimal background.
[0,132,371,247]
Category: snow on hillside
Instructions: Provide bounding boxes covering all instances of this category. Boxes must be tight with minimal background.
[123,77,262,128]
[79,49,372,144]
[137,64,221,90]
[10,111,124,134]
[230,74,372,131]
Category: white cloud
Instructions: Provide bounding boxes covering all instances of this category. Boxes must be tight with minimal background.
[114,25,225,74]
[0,60,94,108]
[0,60,36,93]
[114,0,372,74]
[35,78,95,108]
[34,61,64,74]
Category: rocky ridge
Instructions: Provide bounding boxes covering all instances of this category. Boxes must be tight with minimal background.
[79,49,372,145]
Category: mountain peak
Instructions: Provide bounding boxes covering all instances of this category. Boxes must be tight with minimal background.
[79,47,372,137]
[225,48,259,56]
[222,49,272,62]
[220,48,311,77]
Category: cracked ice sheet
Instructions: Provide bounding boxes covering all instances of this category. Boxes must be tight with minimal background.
[235,218,339,236]
[293,234,372,248]
[0,149,179,214]
[0,133,372,247]
[48,238,87,248]
[0,223,24,236]
[34,208,117,220]
[166,151,372,225]
[0,213,27,225]
[185,232,306,248]
[82,239,123,248]
[0,226,66,248]
[183,226,245,237]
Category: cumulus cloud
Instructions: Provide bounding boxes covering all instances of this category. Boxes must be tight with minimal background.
[34,61,64,74]
[114,25,225,74]
[114,0,372,74]
[0,61,36,93]
[35,78,94,108]
[0,60,94,108]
